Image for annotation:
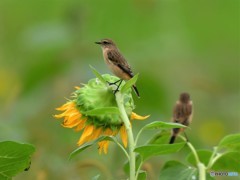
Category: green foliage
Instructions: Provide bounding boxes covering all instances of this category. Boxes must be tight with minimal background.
[212,152,240,172]
[135,143,185,161]
[120,74,139,94]
[160,133,240,179]
[141,121,187,130]
[187,150,212,167]
[89,65,107,85]
[217,133,240,151]
[69,136,119,160]
[137,171,147,180]
[159,161,198,180]
[0,141,35,180]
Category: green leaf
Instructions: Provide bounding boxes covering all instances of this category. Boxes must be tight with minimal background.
[148,131,171,144]
[89,65,107,85]
[69,136,118,160]
[0,141,35,180]
[134,142,185,161]
[120,74,139,93]
[217,133,240,152]
[160,161,215,180]
[143,121,187,130]
[83,107,120,116]
[136,122,187,146]
[137,171,147,180]
[159,161,198,180]
[211,152,240,172]
[187,150,213,167]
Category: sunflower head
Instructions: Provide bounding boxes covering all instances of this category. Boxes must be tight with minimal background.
[73,74,134,131]
[54,74,148,154]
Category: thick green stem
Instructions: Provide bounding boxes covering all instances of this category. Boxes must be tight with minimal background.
[186,142,206,180]
[198,162,206,180]
[116,92,136,180]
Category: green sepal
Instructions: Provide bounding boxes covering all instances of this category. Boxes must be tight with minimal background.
[89,65,107,85]
[121,74,139,94]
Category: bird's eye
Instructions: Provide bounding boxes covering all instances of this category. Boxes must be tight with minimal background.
[103,41,108,44]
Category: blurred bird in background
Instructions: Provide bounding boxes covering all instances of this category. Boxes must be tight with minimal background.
[169,92,193,144]
[95,38,140,97]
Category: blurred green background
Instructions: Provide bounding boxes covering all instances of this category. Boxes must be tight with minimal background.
[0,0,239,179]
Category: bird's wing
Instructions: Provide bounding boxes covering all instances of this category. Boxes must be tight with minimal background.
[173,101,192,124]
[173,102,182,122]
[107,51,134,78]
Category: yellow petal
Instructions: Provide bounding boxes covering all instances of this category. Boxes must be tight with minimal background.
[74,119,86,131]
[98,128,119,154]
[104,128,113,136]
[98,141,104,154]
[54,108,75,119]
[68,113,81,122]
[131,112,150,120]
[56,102,74,111]
[103,141,109,154]
[120,125,128,147]
[62,117,81,128]
[98,141,109,154]
[54,113,65,119]
[77,125,94,146]
[83,127,102,143]
[90,127,102,140]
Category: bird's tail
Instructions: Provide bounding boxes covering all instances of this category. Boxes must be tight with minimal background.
[132,85,140,97]
[169,135,176,144]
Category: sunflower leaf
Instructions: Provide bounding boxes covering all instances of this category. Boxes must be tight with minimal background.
[82,107,120,116]
[134,143,185,161]
[137,171,147,180]
[211,151,240,172]
[120,74,139,94]
[159,161,200,180]
[186,149,213,167]
[217,133,240,152]
[0,141,35,180]
[69,136,118,160]
[89,65,107,85]
[135,122,187,146]
[143,121,187,130]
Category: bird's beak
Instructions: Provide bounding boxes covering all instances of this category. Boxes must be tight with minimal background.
[95,41,101,44]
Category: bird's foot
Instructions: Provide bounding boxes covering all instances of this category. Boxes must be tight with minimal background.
[107,79,121,86]
[112,80,123,95]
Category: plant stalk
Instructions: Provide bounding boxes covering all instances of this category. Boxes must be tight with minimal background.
[116,92,136,180]
[187,142,206,180]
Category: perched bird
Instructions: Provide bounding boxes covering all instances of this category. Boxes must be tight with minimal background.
[95,38,140,97]
[169,92,193,144]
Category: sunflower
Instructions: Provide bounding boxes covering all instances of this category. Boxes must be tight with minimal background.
[54,74,149,154]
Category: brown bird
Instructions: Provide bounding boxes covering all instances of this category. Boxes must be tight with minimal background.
[169,92,193,144]
[95,38,140,97]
